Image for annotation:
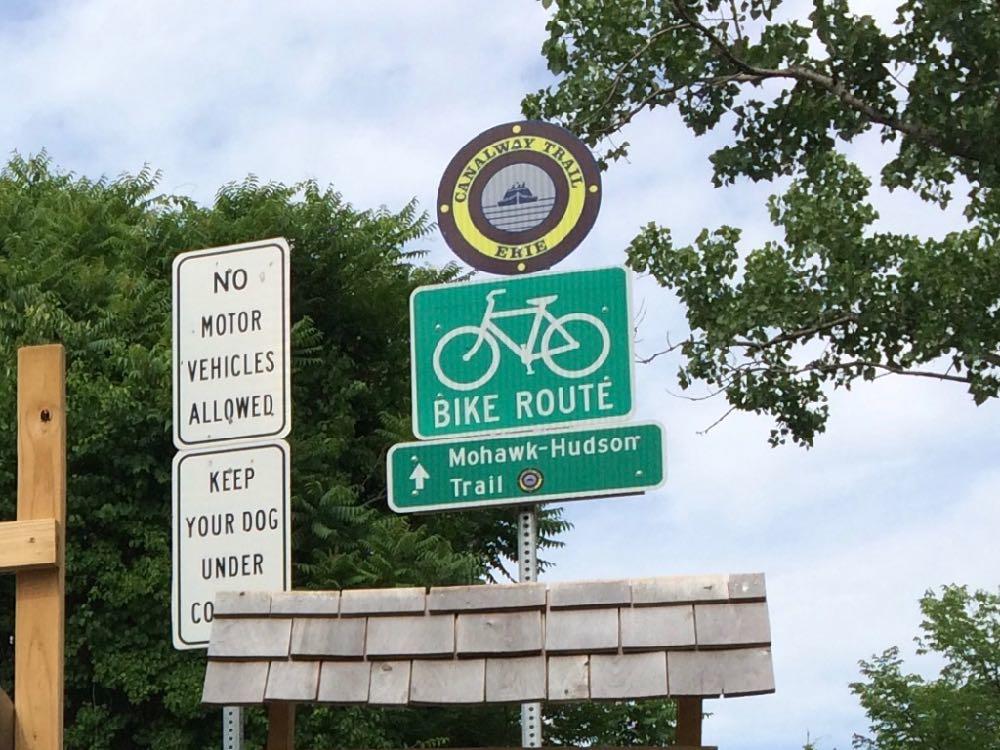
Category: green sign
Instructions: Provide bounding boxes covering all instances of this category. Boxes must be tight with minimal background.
[388,422,664,514]
[410,266,633,439]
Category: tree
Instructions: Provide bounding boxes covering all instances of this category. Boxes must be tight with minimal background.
[850,585,1000,750]
[524,0,1000,445]
[0,153,568,748]
[546,699,678,746]
[0,153,679,748]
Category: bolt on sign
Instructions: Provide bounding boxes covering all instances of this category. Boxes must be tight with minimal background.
[388,422,665,513]
[437,120,601,274]
[172,238,291,449]
[410,266,634,439]
[172,440,291,649]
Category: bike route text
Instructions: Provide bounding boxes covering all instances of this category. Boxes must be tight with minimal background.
[432,381,615,429]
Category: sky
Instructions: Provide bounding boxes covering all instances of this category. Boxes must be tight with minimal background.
[1,1,997,748]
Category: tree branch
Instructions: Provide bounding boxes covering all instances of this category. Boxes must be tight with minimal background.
[727,0,745,42]
[637,334,688,364]
[698,405,738,435]
[594,73,764,138]
[730,313,858,351]
[586,22,691,128]
[734,357,975,385]
[670,0,982,163]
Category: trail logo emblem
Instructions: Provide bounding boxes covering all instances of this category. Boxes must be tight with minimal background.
[437,121,602,274]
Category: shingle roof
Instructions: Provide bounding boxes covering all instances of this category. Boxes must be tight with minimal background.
[201,574,774,706]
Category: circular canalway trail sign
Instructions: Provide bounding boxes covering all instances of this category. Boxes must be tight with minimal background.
[437,120,601,275]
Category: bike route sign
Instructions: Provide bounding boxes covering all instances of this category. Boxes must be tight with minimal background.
[410,266,633,439]
[388,422,665,513]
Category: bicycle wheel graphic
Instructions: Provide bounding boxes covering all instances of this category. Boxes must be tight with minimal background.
[433,326,501,391]
[541,313,610,378]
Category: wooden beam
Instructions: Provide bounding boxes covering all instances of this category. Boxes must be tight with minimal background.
[675,697,704,747]
[14,345,66,750]
[266,703,296,750]
[0,520,58,573]
[0,688,12,750]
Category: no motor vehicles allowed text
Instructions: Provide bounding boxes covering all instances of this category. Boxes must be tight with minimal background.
[171,440,291,650]
[172,238,291,448]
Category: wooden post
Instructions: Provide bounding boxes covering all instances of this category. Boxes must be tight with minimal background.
[14,345,66,750]
[675,696,703,747]
[0,520,58,573]
[266,704,295,750]
[0,688,13,750]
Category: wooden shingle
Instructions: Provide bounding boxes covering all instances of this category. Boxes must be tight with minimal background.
[694,602,771,647]
[668,647,774,697]
[590,652,668,699]
[545,608,619,652]
[410,659,486,704]
[368,661,411,705]
[340,587,425,616]
[213,591,272,617]
[428,582,546,612]
[547,655,590,701]
[290,618,365,659]
[271,591,340,616]
[456,611,542,655]
[620,605,696,650]
[207,618,292,659]
[317,662,371,703]
[549,580,630,609]
[202,661,269,705]
[366,614,454,658]
[485,656,546,703]
[265,660,320,702]
[631,575,730,605]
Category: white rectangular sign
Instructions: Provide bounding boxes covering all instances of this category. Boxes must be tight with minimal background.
[171,440,292,650]
[172,238,291,449]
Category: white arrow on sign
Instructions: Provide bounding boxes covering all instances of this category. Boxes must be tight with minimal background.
[409,463,430,491]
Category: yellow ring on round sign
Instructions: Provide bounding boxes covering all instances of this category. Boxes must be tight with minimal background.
[449,137,588,263]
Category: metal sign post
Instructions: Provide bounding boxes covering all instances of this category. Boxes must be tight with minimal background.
[170,238,293,750]
[518,506,541,748]
[223,706,243,750]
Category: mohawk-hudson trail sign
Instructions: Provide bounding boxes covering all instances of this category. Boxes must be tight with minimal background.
[388,422,665,513]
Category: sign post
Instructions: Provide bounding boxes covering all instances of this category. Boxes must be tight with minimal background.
[517,506,541,748]
[398,121,675,749]
[171,238,293,750]
[0,345,67,750]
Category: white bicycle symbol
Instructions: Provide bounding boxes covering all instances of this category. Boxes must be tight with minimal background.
[433,289,611,391]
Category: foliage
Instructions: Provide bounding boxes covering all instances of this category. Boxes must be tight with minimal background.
[850,585,1000,750]
[0,153,580,748]
[525,0,1000,445]
[546,699,678,746]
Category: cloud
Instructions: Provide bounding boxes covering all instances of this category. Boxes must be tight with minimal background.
[1,3,996,749]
